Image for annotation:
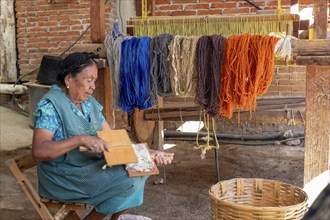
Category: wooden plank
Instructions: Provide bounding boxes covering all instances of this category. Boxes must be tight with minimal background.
[292,39,330,56]
[145,108,305,124]
[14,154,36,171]
[313,0,328,39]
[126,143,159,177]
[43,201,86,211]
[304,66,330,185]
[132,108,155,145]
[296,56,330,66]
[90,0,105,43]
[69,43,106,58]
[6,158,53,219]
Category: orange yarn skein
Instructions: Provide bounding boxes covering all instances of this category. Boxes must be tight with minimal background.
[219,34,280,119]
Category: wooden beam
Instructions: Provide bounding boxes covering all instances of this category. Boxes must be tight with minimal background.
[313,0,328,39]
[69,43,106,58]
[292,39,330,56]
[90,0,105,43]
[296,56,330,66]
[304,65,330,185]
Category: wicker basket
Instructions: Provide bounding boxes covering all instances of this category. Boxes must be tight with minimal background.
[209,178,308,220]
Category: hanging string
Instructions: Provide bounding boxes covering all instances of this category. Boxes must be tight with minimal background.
[120,36,154,112]
[219,34,280,119]
[168,35,199,97]
[195,35,226,117]
[195,113,220,159]
[277,0,283,15]
[131,14,297,37]
[149,33,174,105]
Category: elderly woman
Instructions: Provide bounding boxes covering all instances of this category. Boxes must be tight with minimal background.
[32,52,174,220]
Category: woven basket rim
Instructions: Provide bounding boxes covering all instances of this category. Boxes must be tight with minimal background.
[209,178,308,211]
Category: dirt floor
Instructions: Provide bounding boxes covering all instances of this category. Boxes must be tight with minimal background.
[0,104,305,220]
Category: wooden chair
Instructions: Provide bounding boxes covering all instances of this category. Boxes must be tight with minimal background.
[6,153,87,220]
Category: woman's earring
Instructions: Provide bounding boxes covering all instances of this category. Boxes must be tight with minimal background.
[66,85,70,89]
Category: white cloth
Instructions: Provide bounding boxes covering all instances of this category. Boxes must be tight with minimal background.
[118,214,152,220]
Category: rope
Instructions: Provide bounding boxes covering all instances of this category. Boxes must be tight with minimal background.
[168,35,199,97]
[195,113,220,159]
[149,33,174,105]
[119,36,154,112]
[195,35,226,117]
[277,0,283,15]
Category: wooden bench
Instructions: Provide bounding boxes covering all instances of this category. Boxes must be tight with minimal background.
[6,153,87,220]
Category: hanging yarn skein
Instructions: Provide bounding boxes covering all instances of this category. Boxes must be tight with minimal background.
[195,35,226,117]
[105,32,126,110]
[219,34,280,119]
[149,33,174,105]
[168,35,199,97]
[120,36,154,112]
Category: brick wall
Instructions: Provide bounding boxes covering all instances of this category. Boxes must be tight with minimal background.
[15,0,316,77]
[15,0,112,76]
[266,66,306,96]
[154,0,294,16]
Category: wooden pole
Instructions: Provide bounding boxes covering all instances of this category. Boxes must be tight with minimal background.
[90,0,105,43]
[90,0,111,122]
[313,0,328,39]
[304,66,330,185]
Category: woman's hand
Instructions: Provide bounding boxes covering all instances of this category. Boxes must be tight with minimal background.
[150,150,174,166]
[81,136,110,153]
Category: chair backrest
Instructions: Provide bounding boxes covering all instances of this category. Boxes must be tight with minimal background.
[6,153,86,220]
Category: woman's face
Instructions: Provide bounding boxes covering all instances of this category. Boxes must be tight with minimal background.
[65,63,98,103]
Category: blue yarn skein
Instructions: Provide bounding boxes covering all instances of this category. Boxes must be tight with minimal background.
[119,36,154,112]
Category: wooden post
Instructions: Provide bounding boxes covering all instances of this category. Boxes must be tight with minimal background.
[90,0,105,43]
[150,0,156,16]
[135,0,155,16]
[313,0,328,39]
[135,0,142,16]
[90,0,112,122]
[304,66,330,185]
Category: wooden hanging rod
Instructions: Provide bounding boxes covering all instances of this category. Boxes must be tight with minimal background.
[128,14,299,25]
